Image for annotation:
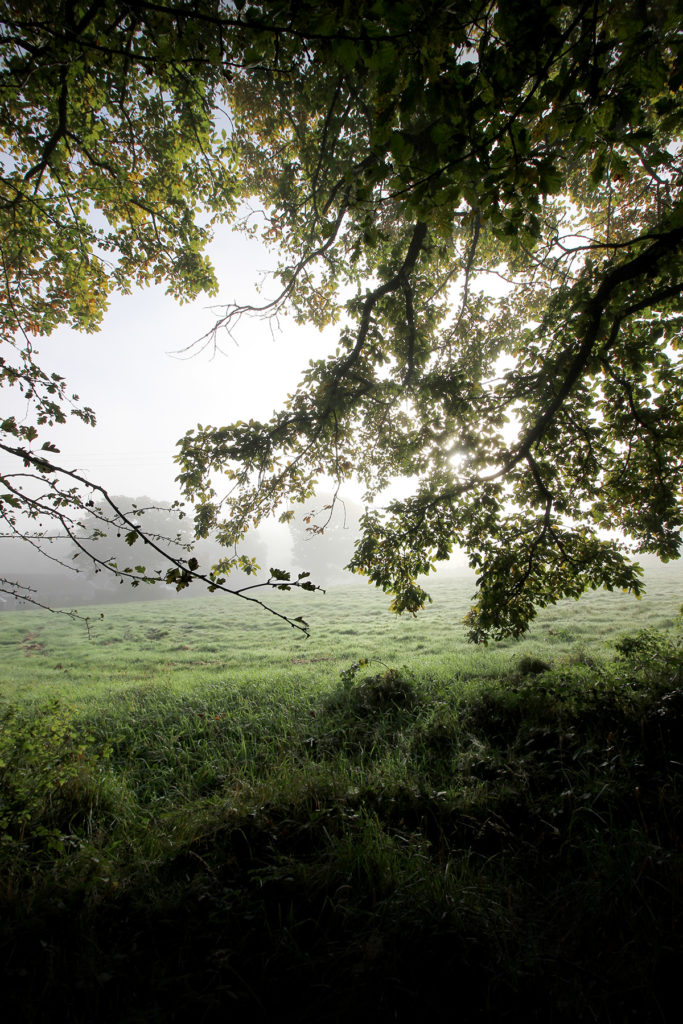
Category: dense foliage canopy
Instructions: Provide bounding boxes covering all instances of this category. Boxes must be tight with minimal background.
[1,1,682,637]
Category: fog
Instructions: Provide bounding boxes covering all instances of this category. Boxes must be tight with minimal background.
[0,484,471,611]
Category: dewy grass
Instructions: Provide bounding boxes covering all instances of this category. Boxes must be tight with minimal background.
[0,564,681,702]
[0,565,682,1021]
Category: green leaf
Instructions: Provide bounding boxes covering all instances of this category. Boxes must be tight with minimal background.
[389,132,414,165]
[539,163,563,194]
[333,39,358,71]
[590,152,607,185]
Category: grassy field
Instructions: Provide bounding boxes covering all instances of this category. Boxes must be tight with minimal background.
[1,564,682,701]
[0,565,682,1022]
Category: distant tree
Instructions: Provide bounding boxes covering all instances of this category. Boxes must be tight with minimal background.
[288,492,363,584]
[71,496,193,585]
[71,495,272,593]
[2,2,682,638]
[192,525,271,586]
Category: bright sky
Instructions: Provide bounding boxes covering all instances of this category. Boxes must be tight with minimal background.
[0,221,480,575]
[6,224,336,504]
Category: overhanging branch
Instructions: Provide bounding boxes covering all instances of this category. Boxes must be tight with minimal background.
[0,441,320,636]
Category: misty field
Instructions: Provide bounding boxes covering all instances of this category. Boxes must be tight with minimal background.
[1,564,682,701]
[1,565,682,1022]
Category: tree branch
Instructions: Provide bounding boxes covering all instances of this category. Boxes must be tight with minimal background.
[23,65,69,184]
[337,220,427,376]
[0,442,321,636]
[509,222,683,470]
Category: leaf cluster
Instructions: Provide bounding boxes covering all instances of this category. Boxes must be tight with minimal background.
[2,2,683,638]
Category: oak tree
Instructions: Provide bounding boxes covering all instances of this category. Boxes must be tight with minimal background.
[2,1,682,638]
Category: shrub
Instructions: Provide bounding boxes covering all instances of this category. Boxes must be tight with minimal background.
[517,656,552,677]
[0,700,113,856]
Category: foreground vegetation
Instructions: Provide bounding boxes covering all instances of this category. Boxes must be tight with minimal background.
[1,571,682,1021]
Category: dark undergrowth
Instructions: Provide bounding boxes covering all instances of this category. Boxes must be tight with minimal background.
[1,624,682,1022]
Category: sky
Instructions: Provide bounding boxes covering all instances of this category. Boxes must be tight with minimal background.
[1,217,475,576]
[5,223,337,506]
[0,217,496,573]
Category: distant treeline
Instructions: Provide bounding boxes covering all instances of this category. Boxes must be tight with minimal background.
[1,490,472,611]
[0,491,364,611]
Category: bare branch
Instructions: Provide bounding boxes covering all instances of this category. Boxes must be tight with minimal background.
[0,441,321,636]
